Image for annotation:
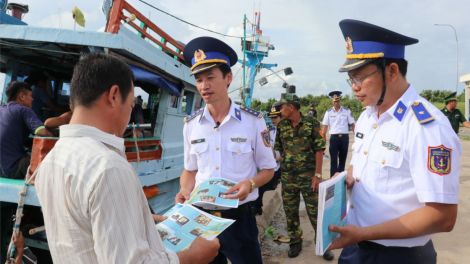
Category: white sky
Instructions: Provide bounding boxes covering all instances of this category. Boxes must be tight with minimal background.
[2,0,469,103]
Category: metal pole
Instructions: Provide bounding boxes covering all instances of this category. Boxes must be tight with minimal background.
[434,24,458,94]
[243,14,247,100]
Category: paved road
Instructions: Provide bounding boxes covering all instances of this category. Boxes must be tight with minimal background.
[262,127,470,264]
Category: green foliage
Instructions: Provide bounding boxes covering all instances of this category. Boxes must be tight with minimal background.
[419,89,462,103]
[264,226,277,237]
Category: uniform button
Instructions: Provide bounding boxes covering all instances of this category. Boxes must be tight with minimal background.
[381,160,386,165]
[216,166,219,170]
[350,205,354,209]
[364,151,368,155]
[373,125,378,129]
[196,150,199,154]
[217,128,220,132]
[216,147,220,150]
[356,178,360,182]
[238,150,241,153]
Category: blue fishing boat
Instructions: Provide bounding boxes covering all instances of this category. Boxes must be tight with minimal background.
[0,0,205,260]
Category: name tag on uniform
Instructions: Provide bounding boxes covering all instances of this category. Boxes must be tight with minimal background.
[356,132,364,139]
[191,138,205,144]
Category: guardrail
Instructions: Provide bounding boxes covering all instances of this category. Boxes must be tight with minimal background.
[106,0,185,62]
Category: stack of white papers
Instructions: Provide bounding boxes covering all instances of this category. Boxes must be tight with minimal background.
[315,171,348,255]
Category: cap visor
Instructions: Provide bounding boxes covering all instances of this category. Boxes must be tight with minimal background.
[190,63,224,76]
[338,58,376,72]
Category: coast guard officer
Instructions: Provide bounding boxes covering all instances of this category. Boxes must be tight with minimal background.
[327,20,461,264]
[175,36,276,264]
[321,91,355,177]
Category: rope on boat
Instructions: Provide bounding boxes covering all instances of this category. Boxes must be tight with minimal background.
[132,122,140,171]
[5,165,41,264]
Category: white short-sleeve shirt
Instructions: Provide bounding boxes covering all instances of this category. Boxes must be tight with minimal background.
[348,85,461,247]
[269,126,281,171]
[183,101,277,207]
[322,106,355,134]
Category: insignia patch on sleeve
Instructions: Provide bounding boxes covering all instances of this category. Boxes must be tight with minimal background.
[428,145,451,175]
[261,129,270,147]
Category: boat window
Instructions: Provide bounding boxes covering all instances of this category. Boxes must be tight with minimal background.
[194,96,204,111]
[182,91,195,115]
[170,95,178,109]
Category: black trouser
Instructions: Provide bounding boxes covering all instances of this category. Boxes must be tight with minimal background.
[339,240,437,264]
[0,155,30,179]
[254,169,281,208]
[329,134,349,177]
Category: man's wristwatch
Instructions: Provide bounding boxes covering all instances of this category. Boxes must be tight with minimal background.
[314,173,322,179]
[247,178,256,193]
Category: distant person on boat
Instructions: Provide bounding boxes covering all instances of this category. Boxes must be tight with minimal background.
[35,53,219,264]
[0,81,53,179]
[307,103,318,118]
[11,231,38,264]
[122,102,144,138]
[253,102,283,215]
[177,36,276,264]
[25,70,69,121]
[44,110,73,130]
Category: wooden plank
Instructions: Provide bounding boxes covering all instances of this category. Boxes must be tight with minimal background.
[126,148,162,162]
[124,139,160,148]
[126,21,184,61]
[122,1,185,52]
[106,0,125,34]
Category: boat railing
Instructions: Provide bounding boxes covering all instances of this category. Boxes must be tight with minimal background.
[106,0,185,62]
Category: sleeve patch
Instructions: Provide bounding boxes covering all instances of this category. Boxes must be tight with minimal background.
[261,129,271,147]
[428,145,451,175]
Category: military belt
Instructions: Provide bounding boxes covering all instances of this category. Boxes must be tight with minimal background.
[331,134,349,137]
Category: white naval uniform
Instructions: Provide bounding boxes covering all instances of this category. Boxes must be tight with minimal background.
[269,126,281,171]
[183,101,277,207]
[322,106,355,134]
[349,85,461,247]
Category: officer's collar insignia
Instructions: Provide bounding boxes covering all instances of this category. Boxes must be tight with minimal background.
[231,137,247,143]
[346,37,354,54]
[194,49,207,63]
[393,101,407,122]
[240,105,264,119]
[428,145,452,175]
[356,132,364,139]
[234,108,242,121]
[382,141,400,151]
[261,129,270,147]
[191,138,206,144]
[184,108,204,123]
[410,102,435,125]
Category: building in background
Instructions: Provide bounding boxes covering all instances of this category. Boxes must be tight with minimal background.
[460,73,470,121]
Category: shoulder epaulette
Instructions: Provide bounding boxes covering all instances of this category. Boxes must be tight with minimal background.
[269,127,276,131]
[240,105,264,119]
[184,108,203,123]
[410,102,435,125]
[327,107,334,112]
[343,107,350,111]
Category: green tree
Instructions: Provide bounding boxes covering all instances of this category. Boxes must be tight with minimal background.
[420,90,432,101]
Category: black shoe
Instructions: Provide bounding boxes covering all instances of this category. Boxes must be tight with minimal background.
[323,250,334,261]
[288,242,302,258]
[254,206,263,215]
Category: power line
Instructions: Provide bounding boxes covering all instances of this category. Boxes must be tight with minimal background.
[137,0,245,39]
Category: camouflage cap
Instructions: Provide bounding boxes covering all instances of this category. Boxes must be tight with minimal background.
[275,93,300,105]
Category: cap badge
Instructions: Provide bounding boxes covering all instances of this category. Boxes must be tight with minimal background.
[346,37,354,54]
[271,107,276,112]
[194,49,207,63]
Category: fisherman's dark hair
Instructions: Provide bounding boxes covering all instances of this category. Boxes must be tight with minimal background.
[289,101,301,110]
[24,70,48,86]
[372,58,408,77]
[5,81,31,102]
[70,53,135,108]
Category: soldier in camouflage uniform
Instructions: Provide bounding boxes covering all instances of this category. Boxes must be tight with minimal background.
[274,94,334,260]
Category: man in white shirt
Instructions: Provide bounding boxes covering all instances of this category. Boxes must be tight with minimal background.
[327,19,460,264]
[322,91,355,177]
[36,53,219,264]
[176,36,276,264]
